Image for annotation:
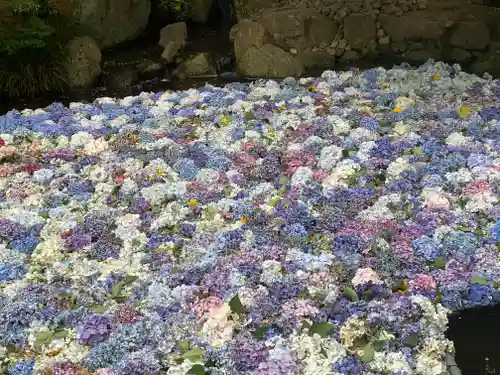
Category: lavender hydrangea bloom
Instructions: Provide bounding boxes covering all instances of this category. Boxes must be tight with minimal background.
[77,314,113,346]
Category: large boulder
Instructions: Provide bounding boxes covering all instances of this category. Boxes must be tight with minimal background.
[258,8,338,51]
[159,22,188,63]
[378,10,460,42]
[104,66,140,91]
[64,0,151,48]
[137,59,166,80]
[343,13,376,50]
[296,50,336,72]
[233,21,268,62]
[237,43,303,78]
[173,52,218,78]
[64,36,102,90]
[470,53,500,77]
[450,21,490,50]
[233,0,268,20]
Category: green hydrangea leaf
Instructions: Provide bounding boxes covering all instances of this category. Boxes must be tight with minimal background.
[309,322,334,338]
[229,294,245,315]
[361,342,375,362]
[471,276,489,286]
[343,286,360,301]
[187,364,208,375]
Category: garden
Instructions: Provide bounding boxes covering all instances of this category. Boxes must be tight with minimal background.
[1,1,500,375]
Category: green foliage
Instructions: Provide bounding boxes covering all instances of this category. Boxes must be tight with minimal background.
[158,0,188,20]
[0,0,80,98]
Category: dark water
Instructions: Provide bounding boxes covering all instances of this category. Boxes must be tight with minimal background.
[448,305,500,375]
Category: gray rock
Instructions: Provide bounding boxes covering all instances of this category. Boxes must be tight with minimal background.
[378,36,390,45]
[378,11,455,42]
[237,43,304,78]
[159,22,188,63]
[233,21,268,62]
[64,36,102,90]
[450,21,490,50]
[490,41,500,54]
[470,53,500,76]
[64,0,150,48]
[137,60,166,80]
[104,66,139,91]
[343,13,377,50]
[296,50,336,71]
[408,42,424,51]
[173,52,218,78]
[229,19,252,41]
[404,49,434,63]
[233,0,274,20]
[450,48,472,62]
[258,8,337,51]
[340,50,361,61]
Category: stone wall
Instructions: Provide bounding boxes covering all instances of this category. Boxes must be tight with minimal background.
[231,0,500,77]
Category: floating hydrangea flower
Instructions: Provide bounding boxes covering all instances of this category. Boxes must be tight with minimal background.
[77,314,113,346]
[7,360,34,375]
[412,235,442,261]
[0,61,498,374]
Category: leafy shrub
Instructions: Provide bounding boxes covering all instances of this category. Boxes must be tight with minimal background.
[157,0,188,20]
[0,0,80,98]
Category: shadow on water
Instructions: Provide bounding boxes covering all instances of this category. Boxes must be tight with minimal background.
[447,304,500,375]
[0,57,404,116]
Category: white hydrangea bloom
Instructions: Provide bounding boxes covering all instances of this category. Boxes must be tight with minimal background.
[370,351,412,374]
[260,260,283,285]
[386,156,412,180]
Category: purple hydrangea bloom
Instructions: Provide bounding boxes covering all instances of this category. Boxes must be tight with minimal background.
[76,314,113,346]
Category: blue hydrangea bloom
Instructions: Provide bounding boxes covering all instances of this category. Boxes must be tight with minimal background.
[465,285,491,307]
[412,235,442,261]
[173,158,199,181]
[9,234,38,254]
[332,356,366,374]
[442,231,479,259]
[0,261,27,282]
[7,360,34,375]
[492,220,500,241]
[281,223,308,238]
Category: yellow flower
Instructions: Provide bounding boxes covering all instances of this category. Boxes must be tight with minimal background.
[309,86,317,93]
[157,168,163,176]
[456,106,470,120]
[382,83,389,89]
[188,199,197,207]
[432,74,441,81]
[279,105,286,111]
[393,107,402,113]
[147,176,153,182]
[241,216,248,224]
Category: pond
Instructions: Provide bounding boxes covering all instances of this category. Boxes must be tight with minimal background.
[448,305,500,375]
[1,50,500,375]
